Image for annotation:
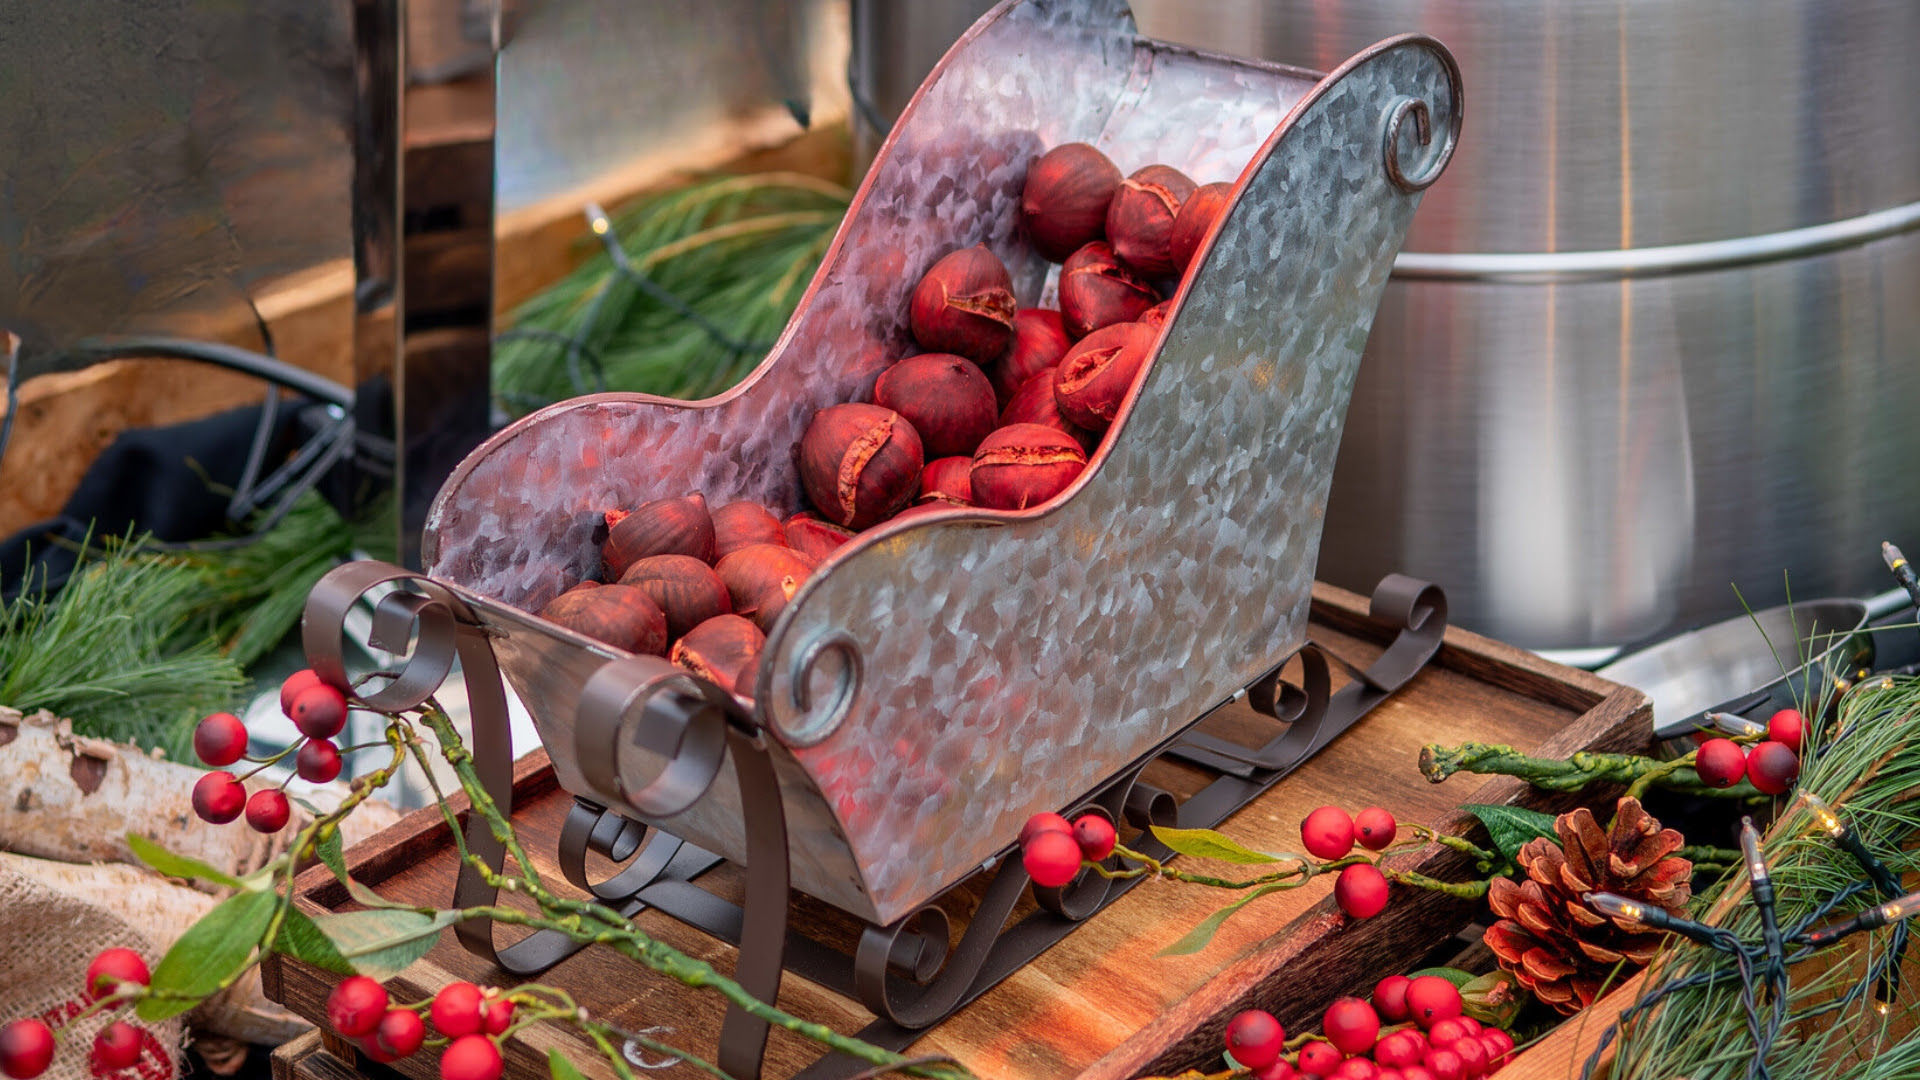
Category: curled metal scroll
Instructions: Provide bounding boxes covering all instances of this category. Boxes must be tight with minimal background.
[776,628,864,748]
[576,657,736,818]
[1381,46,1461,194]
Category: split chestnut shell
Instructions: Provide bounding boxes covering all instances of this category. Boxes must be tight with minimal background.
[1019,142,1122,262]
[908,245,1017,366]
[873,353,999,459]
[1106,164,1197,278]
[799,403,926,529]
[670,614,766,699]
[537,583,669,656]
[1058,241,1158,340]
[602,494,715,579]
[617,554,732,639]
[1053,321,1156,433]
[970,424,1089,511]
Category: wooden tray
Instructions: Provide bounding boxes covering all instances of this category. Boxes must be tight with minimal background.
[262,582,1650,1080]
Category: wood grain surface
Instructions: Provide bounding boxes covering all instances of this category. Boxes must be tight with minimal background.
[265,582,1651,1080]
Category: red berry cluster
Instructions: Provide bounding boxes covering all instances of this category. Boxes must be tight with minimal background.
[1694,709,1803,795]
[1224,977,1513,1079]
[0,949,156,1079]
[327,977,513,1080]
[1302,805,1396,919]
[1018,811,1118,888]
[192,669,356,834]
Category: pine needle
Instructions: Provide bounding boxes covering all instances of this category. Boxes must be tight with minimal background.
[0,533,245,759]
[173,491,357,669]
[492,172,849,415]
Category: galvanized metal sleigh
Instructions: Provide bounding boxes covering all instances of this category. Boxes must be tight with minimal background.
[299,2,1463,1075]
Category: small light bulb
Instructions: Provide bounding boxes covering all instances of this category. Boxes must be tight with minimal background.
[1876,1000,1892,1016]
[1587,892,1645,921]
[1740,818,1770,884]
[1879,893,1918,922]
[1796,790,1847,838]
[1708,711,1765,738]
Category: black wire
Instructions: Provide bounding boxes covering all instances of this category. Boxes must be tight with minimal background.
[0,333,19,483]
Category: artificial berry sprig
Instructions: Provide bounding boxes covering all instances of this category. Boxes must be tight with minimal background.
[2,669,970,1080]
[0,948,157,1079]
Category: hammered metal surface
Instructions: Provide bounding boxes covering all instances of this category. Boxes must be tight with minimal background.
[423,0,1458,923]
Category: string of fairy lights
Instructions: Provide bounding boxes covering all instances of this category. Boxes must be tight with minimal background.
[1579,791,1915,1080]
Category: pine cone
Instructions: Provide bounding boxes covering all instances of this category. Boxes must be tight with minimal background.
[1483,797,1693,1014]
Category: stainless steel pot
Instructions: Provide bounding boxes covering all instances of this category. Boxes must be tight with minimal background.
[1124,1,1920,650]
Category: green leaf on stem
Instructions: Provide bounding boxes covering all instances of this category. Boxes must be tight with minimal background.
[138,889,278,1021]
[272,908,357,976]
[125,831,246,891]
[313,909,461,981]
[1149,825,1288,865]
[316,827,411,910]
[1462,804,1558,862]
[549,1049,591,1080]
[1157,882,1290,956]
[1407,966,1477,989]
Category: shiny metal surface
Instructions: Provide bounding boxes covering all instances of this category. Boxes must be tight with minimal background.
[0,0,356,349]
[1597,598,1871,740]
[426,0,1457,922]
[1129,0,1920,649]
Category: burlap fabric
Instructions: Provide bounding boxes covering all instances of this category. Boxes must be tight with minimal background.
[0,863,181,1080]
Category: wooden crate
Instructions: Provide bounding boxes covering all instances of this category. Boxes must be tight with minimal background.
[262,581,1650,1080]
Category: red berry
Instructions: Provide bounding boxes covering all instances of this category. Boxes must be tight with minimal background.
[1332,1060,1379,1080]
[1297,1042,1345,1076]
[1456,1018,1481,1037]
[1373,975,1413,1021]
[1422,1048,1464,1080]
[1767,708,1805,754]
[483,995,514,1036]
[1376,1032,1423,1068]
[1323,996,1380,1055]
[1254,1061,1298,1080]
[1071,814,1118,862]
[1746,740,1800,795]
[1482,1029,1513,1055]
[290,683,349,740]
[193,712,249,768]
[1019,812,1073,847]
[1427,1018,1473,1047]
[440,1034,503,1080]
[1335,864,1391,918]
[1355,807,1397,851]
[431,982,486,1038]
[374,1008,425,1059]
[1377,1071,1406,1080]
[1406,976,1463,1028]
[1022,830,1083,888]
[1401,1069,1437,1080]
[0,1020,55,1080]
[191,771,247,824]
[1224,1010,1285,1069]
[1479,1032,1512,1073]
[297,738,344,784]
[1451,1035,1487,1077]
[85,947,152,1000]
[1694,738,1747,788]
[1302,806,1356,860]
[246,789,292,834]
[281,669,325,715]
[327,975,390,1037]
[92,1022,144,1071]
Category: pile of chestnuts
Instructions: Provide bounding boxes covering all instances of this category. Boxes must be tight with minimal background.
[541,143,1231,693]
